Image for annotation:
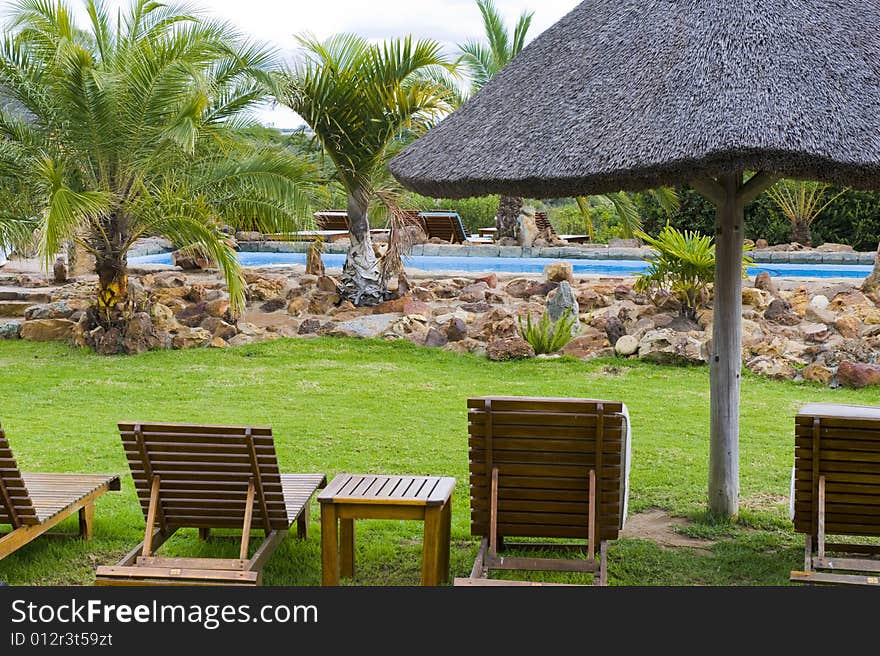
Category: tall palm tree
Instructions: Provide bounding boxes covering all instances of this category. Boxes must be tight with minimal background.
[277,34,455,306]
[0,0,313,333]
[459,0,533,240]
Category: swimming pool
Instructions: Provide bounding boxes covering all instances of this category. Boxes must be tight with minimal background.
[130,251,875,279]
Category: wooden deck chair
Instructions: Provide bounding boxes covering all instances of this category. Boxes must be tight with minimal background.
[0,423,120,561]
[790,404,880,586]
[534,211,590,244]
[314,210,350,231]
[420,211,493,244]
[95,422,326,586]
[455,397,631,586]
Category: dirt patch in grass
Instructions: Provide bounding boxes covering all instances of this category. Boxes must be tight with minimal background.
[621,509,714,550]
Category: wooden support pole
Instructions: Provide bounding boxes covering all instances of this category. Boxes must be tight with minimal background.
[587,469,596,562]
[142,476,161,557]
[818,475,826,560]
[489,467,499,557]
[78,503,94,541]
[239,478,256,561]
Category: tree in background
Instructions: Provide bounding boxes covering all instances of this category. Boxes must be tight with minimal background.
[278,34,456,305]
[766,179,847,247]
[458,0,533,240]
[0,0,313,348]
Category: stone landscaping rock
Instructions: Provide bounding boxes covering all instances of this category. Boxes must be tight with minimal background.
[604,316,626,345]
[308,291,341,315]
[834,315,863,339]
[475,273,497,288]
[487,337,535,361]
[205,298,230,318]
[615,334,639,356]
[805,304,836,325]
[746,355,797,380]
[560,329,610,359]
[754,271,777,294]
[247,274,289,301]
[764,298,801,325]
[24,302,75,320]
[802,322,831,342]
[287,297,309,316]
[544,261,574,283]
[403,299,432,317]
[459,282,488,303]
[810,295,830,311]
[334,313,399,339]
[172,327,212,349]
[200,316,237,340]
[0,322,21,339]
[21,318,76,342]
[638,329,708,366]
[424,327,448,347]
[297,318,321,335]
[445,318,468,342]
[174,302,209,328]
[316,275,339,293]
[576,287,607,310]
[505,278,557,299]
[260,298,286,313]
[461,301,491,313]
[741,287,772,309]
[838,361,880,388]
[546,281,580,335]
[801,362,834,385]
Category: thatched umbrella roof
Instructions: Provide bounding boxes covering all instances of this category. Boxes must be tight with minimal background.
[390,0,880,199]
[391,0,880,520]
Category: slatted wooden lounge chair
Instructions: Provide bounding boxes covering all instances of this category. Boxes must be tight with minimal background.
[0,423,120,561]
[455,396,630,586]
[95,422,326,586]
[420,211,493,244]
[534,211,590,244]
[790,403,880,586]
[314,210,350,231]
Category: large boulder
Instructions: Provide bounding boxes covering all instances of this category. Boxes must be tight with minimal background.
[745,355,797,380]
[754,271,777,295]
[174,302,209,328]
[637,329,708,366]
[838,361,880,388]
[834,315,863,339]
[20,319,76,342]
[445,317,468,342]
[246,274,289,301]
[545,281,580,336]
[200,316,237,340]
[615,334,639,356]
[424,327,448,347]
[801,362,834,385]
[487,337,536,361]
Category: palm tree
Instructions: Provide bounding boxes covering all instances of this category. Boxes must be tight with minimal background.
[459,0,533,240]
[277,34,455,306]
[766,179,846,246]
[0,0,313,335]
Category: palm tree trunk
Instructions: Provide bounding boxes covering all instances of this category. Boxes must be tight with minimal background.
[495,195,522,239]
[340,188,386,306]
[791,220,812,247]
[95,249,129,312]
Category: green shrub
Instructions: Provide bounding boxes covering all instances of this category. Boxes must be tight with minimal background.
[634,225,751,321]
[518,311,576,354]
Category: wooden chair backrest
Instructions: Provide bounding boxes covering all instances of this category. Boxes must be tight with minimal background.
[793,404,880,537]
[314,211,350,232]
[118,422,289,531]
[534,211,554,233]
[467,397,628,542]
[420,212,467,243]
[0,425,39,527]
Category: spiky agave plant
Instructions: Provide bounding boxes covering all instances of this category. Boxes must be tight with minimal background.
[766,179,847,247]
[518,310,576,354]
[0,0,315,348]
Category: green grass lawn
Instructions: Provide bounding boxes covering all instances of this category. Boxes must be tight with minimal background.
[1,337,878,586]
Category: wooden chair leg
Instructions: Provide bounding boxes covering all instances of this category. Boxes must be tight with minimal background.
[597,540,608,586]
[422,505,443,586]
[78,503,94,541]
[804,535,813,572]
[320,504,339,586]
[489,467,499,558]
[340,519,355,579]
[439,498,452,584]
[297,501,310,540]
[198,528,210,541]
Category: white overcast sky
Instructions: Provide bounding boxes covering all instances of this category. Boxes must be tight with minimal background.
[13,0,581,128]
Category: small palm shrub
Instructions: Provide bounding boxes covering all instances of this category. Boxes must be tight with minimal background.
[518,311,576,354]
[634,225,752,321]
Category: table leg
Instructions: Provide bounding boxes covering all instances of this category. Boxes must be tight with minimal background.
[439,498,452,584]
[422,505,443,586]
[321,503,339,586]
[340,518,355,579]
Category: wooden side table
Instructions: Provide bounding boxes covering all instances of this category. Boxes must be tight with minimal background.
[318,473,455,586]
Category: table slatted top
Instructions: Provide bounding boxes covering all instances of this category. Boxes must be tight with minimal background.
[318,474,455,507]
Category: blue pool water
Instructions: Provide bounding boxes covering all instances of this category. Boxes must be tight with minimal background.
[130,251,874,279]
